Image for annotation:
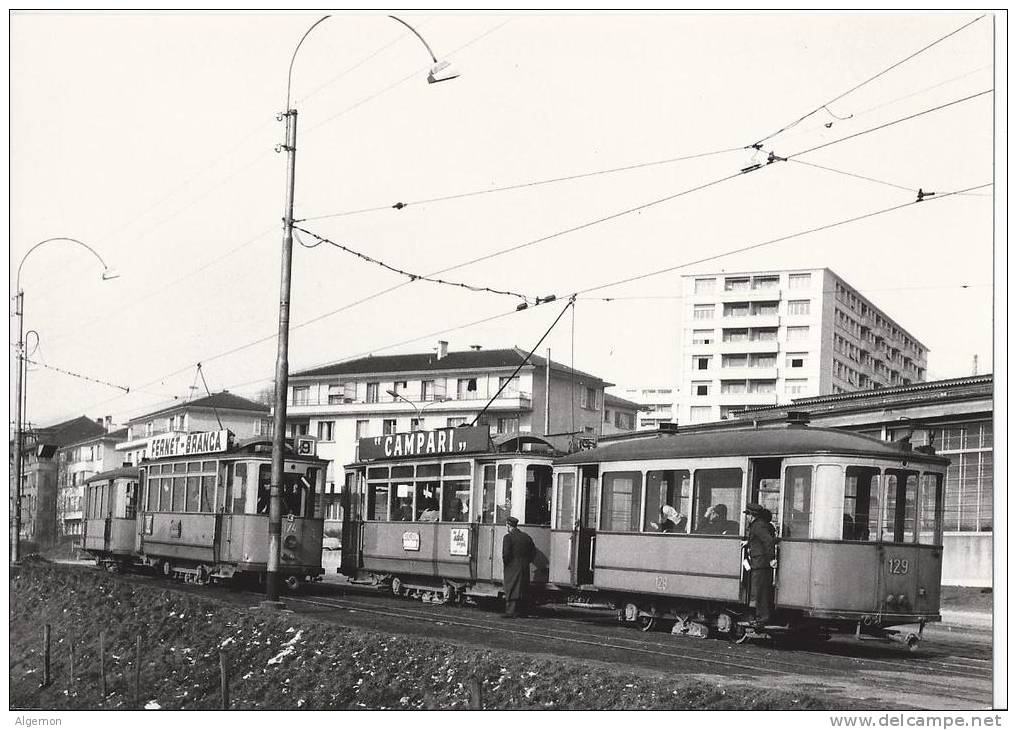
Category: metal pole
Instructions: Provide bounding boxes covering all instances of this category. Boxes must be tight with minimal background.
[11,290,25,564]
[544,347,551,435]
[265,107,298,607]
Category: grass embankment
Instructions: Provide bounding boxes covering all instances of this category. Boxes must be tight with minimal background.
[12,560,845,711]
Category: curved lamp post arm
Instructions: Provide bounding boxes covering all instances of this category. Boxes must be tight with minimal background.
[16,237,116,293]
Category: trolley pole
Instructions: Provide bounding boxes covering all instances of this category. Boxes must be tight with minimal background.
[265,107,298,608]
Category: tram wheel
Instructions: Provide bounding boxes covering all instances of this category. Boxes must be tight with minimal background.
[391,577,405,597]
[637,615,658,632]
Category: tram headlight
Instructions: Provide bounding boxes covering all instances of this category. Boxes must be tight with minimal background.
[284,535,299,550]
[897,594,907,606]
[886,594,896,605]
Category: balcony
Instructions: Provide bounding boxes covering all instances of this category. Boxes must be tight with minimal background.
[719,314,781,329]
[287,391,533,416]
[716,288,783,303]
[717,340,780,354]
[715,391,779,407]
[718,367,778,380]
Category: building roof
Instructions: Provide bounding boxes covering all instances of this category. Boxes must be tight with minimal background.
[556,426,949,466]
[64,427,129,450]
[292,347,609,385]
[604,392,643,410]
[130,391,269,422]
[23,416,106,449]
[85,466,140,484]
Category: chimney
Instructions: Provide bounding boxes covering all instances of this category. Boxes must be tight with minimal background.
[104,415,112,432]
[470,345,482,351]
[437,340,449,360]
[95,417,104,429]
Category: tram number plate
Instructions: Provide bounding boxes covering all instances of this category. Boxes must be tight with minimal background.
[887,558,910,575]
[654,575,668,591]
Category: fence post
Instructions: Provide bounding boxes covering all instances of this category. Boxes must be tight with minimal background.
[134,636,142,708]
[42,625,51,687]
[469,676,483,710]
[219,651,230,710]
[99,632,107,696]
[69,639,75,685]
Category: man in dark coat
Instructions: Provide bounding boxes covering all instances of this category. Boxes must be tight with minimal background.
[502,516,536,618]
[744,503,777,628]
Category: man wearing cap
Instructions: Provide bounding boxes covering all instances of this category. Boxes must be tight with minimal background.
[744,502,778,628]
[502,516,536,618]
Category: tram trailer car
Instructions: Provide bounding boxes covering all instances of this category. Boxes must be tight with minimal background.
[341,426,558,604]
[551,423,949,648]
[84,430,328,588]
[82,467,141,572]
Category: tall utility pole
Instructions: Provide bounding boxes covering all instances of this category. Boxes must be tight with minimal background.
[11,238,115,564]
[265,15,458,605]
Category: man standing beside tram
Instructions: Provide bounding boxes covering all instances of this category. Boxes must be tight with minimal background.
[502,516,536,619]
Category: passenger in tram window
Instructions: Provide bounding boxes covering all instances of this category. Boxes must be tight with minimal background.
[393,496,413,522]
[418,499,440,522]
[701,504,739,535]
[450,497,466,522]
[650,505,685,533]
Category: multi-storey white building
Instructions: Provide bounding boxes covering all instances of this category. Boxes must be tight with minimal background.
[285,342,612,496]
[619,386,679,430]
[677,268,928,424]
[56,425,125,540]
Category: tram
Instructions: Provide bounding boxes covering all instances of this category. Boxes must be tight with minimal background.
[550,421,948,646]
[340,425,558,603]
[83,429,328,587]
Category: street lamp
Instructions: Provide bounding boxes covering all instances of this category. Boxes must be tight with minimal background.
[266,15,458,606]
[11,238,117,564]
[386,389,450,421]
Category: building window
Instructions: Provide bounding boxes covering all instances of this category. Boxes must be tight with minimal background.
[355,420,369,439]
[787,300,811,316]
[498,376,520,396]
[750,353,776,368]
[410,418,423,432]
[580,387,599,410]
[786,353,807,369]
[723,303,750,318]
[604,409,611,423]
[694,278,716,294]
[788,273,811,289]
[693,382,710,397]
[496,416,519,434]
[787,325,809,342]
[720,381,746,394]
[752,328,777,341]
[366,383,380,403]
[317,421,335,442]
[447,417,468,428]
[784,378,808,395]
[940,421,993,532]
[457,378,478,399]
[724,277,749,291]
[689,406,712,424]
[751,301,778,316]
[327,384,343,404]
[752,275,779,290]
[722,328,748,342]
[382,419,397,435]
[421,380,435,401]
[748,380,775,394]
[694,356,711,371]
[722,354,747,368]
[693,304,715,320]
[692,329,714,345]
[293,386,310,405]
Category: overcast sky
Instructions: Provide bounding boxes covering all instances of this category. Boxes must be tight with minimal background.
[10,11,999,428]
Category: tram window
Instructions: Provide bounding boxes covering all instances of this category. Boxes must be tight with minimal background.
[882,471,918,543]
[917,473,944,544]
[391,482,414,521]
[555,472,576,529]
[524,465,553,526]
[367,467,389,481]
[581,468,600,528]
[644,470,690,533]
[367,483,389,520]
[600,472,642,532]
[417,464,440,479]
[415,481,441,521]
[692,468,743,535]
[146,477,158,512]
[173,463,186,474]
[172,477,186,512]
[201,476,215,512]
[442,479,470,522]
[481,465,497,523]
[782,466,813,538]
[843,467,879,541]
[187,461,201,472]
[186,476,200,512]
[231,463,248,514]
[443,462,471,477]
[159,478,172,512]
[201,461,216,472]
[812,465,845,540]
[282,468,316,517]
[496,464,514,524]
[257,466,271,514]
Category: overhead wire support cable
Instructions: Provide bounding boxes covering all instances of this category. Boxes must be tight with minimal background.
[25,358,130,393]
[751,14,987,147]
[574,182,991,297]
[293,225,539,304]
[469,297,576,427]
[296,146,743,222]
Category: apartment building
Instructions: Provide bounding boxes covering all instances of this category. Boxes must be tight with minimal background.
[56,426,127,541]
[677,268,928,424]
[285,342,611,495]
[115,391,271,465]
[619,386,679,430]
[602,393,641,435]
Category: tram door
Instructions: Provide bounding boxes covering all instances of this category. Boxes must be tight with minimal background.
[573,466,599,586]
[744,458,783,603]
[339,471,362,577]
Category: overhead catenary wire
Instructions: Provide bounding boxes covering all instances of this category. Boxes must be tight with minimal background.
[25,358,130,393]
[574,182,992,297]
[787,159,993,197]
[293,225,537,304]
[751,14,987,147]
[581,282,991,302]
[296,147,743,222]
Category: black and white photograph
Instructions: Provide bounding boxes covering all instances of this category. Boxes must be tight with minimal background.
[8,8,1007,720]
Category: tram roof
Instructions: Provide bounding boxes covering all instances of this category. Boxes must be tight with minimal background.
[554,426,950,466]
[85,466,141,484]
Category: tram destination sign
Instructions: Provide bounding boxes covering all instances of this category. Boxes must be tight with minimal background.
[359,425,490,461]
[149,429,230,459]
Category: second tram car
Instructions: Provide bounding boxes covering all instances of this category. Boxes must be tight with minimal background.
[551,423,948,646]
[82,467,141,572]
[341,425,558,603]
